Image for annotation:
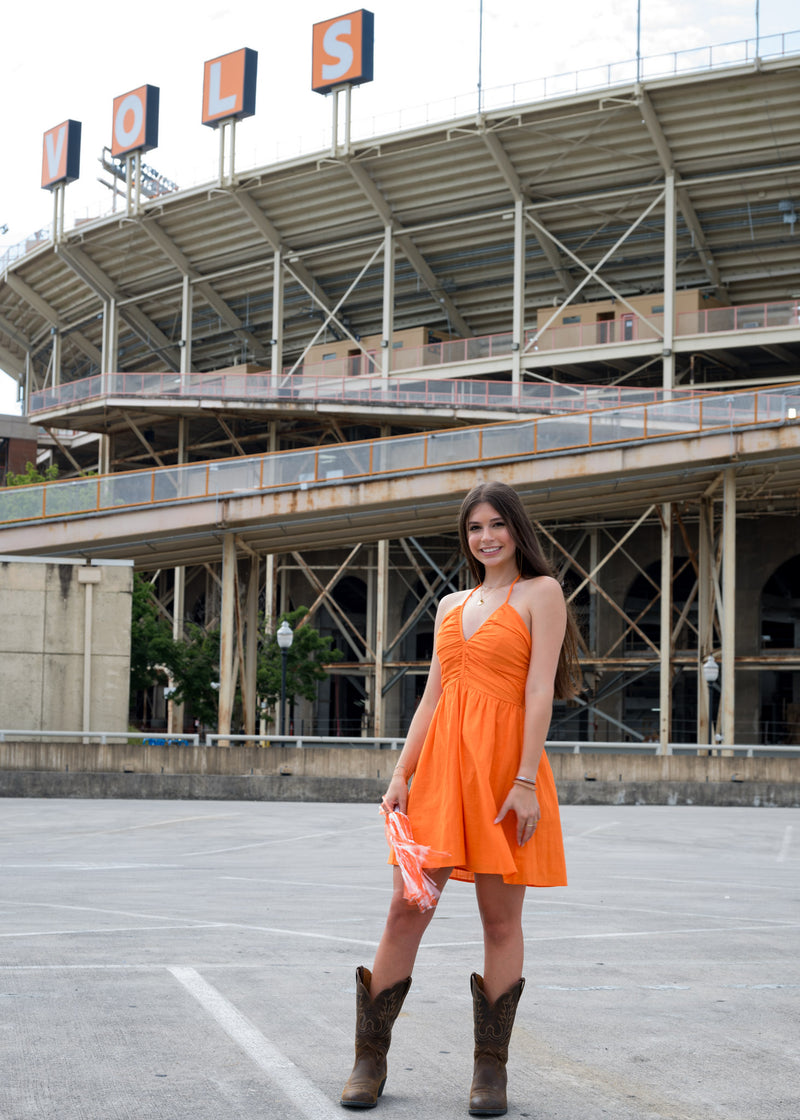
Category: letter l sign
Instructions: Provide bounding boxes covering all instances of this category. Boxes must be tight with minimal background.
[207,61,236,116]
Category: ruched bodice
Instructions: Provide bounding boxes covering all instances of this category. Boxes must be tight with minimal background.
[394,584,567,888]
[438,600,530,707]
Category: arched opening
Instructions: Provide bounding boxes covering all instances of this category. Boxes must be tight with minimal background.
[760,555,800,744]
[323,575,368,736]
[621,557,698,742]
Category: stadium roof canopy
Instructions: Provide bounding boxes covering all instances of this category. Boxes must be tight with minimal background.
[1,53,799,390]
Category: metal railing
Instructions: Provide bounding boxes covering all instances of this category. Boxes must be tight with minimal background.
[0,729,200,745]
[27,370,710,417]
[3,31,798,274]
[27,300,800,416]
[3,384,798,527]
[1,730,797,758]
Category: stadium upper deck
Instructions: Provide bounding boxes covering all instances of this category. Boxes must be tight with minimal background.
[2,50,800,414]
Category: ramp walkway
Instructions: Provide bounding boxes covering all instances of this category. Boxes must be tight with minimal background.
[1,384,798,568]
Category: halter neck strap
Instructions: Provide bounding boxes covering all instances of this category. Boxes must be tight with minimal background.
[465,573,521,606]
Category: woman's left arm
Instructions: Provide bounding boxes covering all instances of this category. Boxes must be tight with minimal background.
[494,577,567,845]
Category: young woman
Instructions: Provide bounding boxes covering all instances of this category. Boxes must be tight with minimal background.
[341,481,581,1115]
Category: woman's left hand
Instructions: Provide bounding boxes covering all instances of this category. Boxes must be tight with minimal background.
[494,783,541,847]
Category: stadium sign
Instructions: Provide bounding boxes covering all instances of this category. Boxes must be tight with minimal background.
[41,120,82,190]
[111,85,160,158]
[312,9,374,93]
[202,48,258,127]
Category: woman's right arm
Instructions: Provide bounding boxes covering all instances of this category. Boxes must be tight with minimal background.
[380,595,454,813]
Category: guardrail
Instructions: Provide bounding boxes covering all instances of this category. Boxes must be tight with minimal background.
[0,730,200,745]
[3,384,799,527]
[26,300,800,416]
[2,731,797,758]
[28,370,710,417]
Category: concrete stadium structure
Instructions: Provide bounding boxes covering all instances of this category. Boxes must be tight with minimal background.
[1,41,799,747]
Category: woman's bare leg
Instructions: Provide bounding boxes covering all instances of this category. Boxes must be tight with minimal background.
[369,865,452,995]
[474,874,526,1001]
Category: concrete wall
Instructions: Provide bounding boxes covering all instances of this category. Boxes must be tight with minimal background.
[0,557,133,731]
[0,741,797,806]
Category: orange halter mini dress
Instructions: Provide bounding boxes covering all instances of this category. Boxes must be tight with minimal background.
[394,579,567,887]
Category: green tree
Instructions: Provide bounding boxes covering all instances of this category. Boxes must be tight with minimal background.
[167,623,221,727]
[130,574,221,726]
[4,461,59,487]
[129,573,175,694]
[257,606,343,716]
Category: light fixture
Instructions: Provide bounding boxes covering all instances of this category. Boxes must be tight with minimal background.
[277,620,294,736]
[702,655,719,684]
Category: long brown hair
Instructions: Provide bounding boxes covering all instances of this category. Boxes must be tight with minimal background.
[458,481,582,700]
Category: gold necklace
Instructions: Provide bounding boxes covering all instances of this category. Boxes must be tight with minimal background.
[478,577,518,605]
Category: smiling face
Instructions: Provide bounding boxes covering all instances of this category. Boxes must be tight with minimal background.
[465,501,517,575]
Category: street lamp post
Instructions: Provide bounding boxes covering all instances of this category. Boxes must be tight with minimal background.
[702,655,719,747]
[276,620,294,736]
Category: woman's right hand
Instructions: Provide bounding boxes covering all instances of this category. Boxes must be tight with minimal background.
[381,772,409,815]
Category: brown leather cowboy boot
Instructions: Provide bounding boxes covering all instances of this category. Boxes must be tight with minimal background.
[468,972,526,1117]
[341,965,412,1109]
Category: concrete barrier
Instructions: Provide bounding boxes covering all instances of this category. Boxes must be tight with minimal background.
[0,741,798,805]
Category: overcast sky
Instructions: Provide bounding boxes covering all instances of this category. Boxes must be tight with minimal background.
[1,0,796,414]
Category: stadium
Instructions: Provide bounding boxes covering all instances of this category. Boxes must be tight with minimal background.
[1,26,799,749]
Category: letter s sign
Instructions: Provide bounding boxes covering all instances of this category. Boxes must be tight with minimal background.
[312,9,374,95]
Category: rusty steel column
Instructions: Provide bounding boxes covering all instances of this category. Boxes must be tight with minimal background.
[243,554,260,737]
[373,538,389,737]
[181,275,192,379]
[271,250,283,385]
[218,534,237,740]
[721,469,737,744]
[381,226,394,380]
[659,503,673,752]
[169,416,188,736]
[662,171,676,394]
[512,197,524,385]
[696,498,713,745]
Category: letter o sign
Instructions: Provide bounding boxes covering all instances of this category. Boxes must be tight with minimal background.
[111,85,159,158]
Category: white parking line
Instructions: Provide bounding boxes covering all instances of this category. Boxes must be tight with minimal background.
[168,966,342,1119]
[777,825,793,863]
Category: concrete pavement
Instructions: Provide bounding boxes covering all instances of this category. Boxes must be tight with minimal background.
[0,800,797,1119]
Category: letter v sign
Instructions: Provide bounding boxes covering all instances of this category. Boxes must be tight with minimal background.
[45,125,66,178]
[41,120,81,189]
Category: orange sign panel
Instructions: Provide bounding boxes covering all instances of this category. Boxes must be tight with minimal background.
[41,120,81,190]
[202,48,258,127]
[112,85,160,158]
[312,9,374,94]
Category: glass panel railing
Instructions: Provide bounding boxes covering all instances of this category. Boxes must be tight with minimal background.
[535,414,592,452]
[207,459,263,494]
[480,421,535,460]
[372,434,428,476]
[649,399,703,435]
[44,476,99,516]
[765,302,798,328]
[261,449,318,490]
[99,471,153,509]
[425,427,483,467]
[0,485,46,522]
[317,443,372,480]
[589,407,647,445]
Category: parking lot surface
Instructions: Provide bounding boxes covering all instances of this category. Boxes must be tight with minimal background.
[0,799,797,1120]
